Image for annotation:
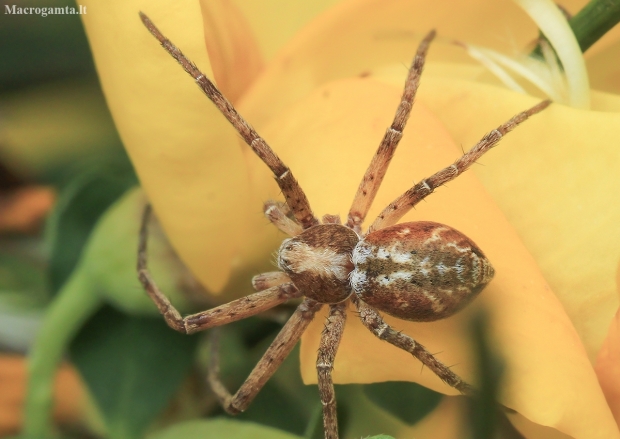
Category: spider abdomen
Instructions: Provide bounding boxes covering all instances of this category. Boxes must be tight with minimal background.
[350,221,494,321]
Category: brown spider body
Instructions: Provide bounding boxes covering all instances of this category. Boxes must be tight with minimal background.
[351,221,494,321]
[138,13,549,439]
[277,221,493,320]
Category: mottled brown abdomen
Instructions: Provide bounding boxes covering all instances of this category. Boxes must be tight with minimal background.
[350,222,494,321]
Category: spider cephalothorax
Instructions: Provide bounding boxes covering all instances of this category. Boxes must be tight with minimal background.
[277,224,358,304]
[138,12,549,439]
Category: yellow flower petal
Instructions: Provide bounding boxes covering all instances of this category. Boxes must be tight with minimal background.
[239,0,541,128]
[232,0,342,59]
[596,308,620,428]
[80,0,265,293]
[588,39,620,95]
[237,0,620,125]
[199,0,263,102]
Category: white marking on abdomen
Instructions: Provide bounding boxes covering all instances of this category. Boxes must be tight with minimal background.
[435,262,449,275]
[390,249,412,264]
[445,241,470,253]
[349,270,367,293]
[352,242,373,265]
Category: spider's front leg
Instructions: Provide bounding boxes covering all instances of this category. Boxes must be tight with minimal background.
[140,12,318,230]
[137,205,301,334]
[368,99,550,232]
[346,29,435,233]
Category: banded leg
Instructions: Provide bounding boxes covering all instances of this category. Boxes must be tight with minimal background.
[140,13,318,229]
[368,99,550,233]
[138,205,302,334]
[346,30,435,232]
[317,302,347,439]
[352,296,474,395]
[208,299,323,414]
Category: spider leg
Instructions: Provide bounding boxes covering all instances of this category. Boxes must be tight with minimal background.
[368,99,550,233]
[264,200,303,236]
[140,13,318,229]
[138,205,301,334]
[317,301,347,439]
[351,295,474,395]
[346,30,435,233]
[208,299,322,414]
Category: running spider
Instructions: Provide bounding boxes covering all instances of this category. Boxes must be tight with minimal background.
[138,12,549,439]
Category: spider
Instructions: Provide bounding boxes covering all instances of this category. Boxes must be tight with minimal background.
[137,12,549,439]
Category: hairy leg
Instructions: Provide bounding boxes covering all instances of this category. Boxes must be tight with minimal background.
[368,100,550,233]
[140,13,318,228]
[138,205,301,334]
[317,301,347,439]
[352,295,473,395]
[208,299,323,414]
[346,30,435,233]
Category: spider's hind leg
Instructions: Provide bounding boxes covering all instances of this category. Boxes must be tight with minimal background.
[351,295,474,395]
[208,299,323,414]
[317,301,348,439]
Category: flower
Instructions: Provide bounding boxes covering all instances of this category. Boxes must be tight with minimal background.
[80,0,620,437]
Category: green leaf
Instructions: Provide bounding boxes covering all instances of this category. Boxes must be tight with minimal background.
[46,156,136,295]
[148,418,304,439]
[302,403,323,439]
[0,242,48,308]
[232,375,310,434]
[465,311,504,439]
[205,319,319,436]
[0,0,94,91]
[70,305,199,439]
[366,436,396,439]
[363,381,443,426]
[23,268,102,438]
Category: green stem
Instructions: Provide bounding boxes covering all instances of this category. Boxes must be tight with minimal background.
[570,0,620,52]
[533,0,620,56]
[23,268,102,438]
